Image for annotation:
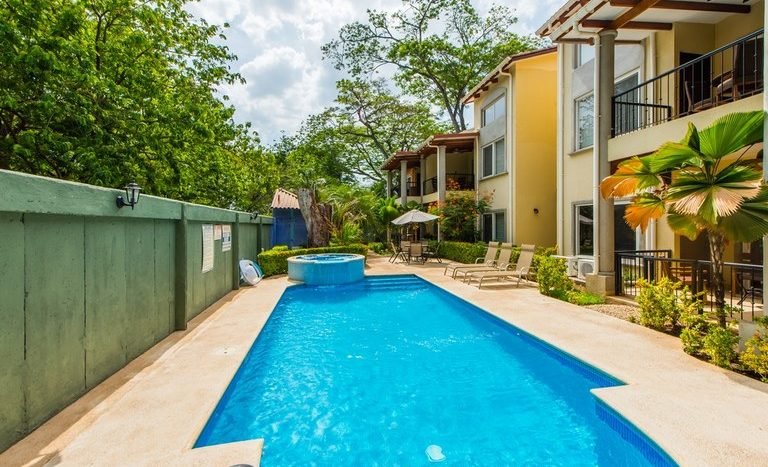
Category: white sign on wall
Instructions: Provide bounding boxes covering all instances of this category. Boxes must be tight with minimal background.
[214,224,223,240]
[222,225,232,252]
[202,224,214,273]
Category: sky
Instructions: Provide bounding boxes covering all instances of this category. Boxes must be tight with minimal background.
[187,0,563,145]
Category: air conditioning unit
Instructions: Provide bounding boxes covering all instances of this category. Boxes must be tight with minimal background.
[551,256,579,277]
[577,258,595,279]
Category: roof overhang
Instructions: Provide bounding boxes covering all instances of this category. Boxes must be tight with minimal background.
[463,47,557,104]
[380,132,479,171]
[537,0,757,42]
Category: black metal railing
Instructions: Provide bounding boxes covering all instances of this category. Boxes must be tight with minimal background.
[406,182,419,196]
[422,173,475,195]
[612,29,764,137]
[616,250,764,316]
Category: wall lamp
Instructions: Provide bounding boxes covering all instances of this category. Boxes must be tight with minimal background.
[533,208,540,215]
[116,182,142,209]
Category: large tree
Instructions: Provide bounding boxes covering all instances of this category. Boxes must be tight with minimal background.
[323,0,544,132]
[276,79,442,185]
[0,0,273,211]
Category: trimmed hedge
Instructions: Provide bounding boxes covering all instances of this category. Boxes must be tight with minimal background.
[257,244,369,276]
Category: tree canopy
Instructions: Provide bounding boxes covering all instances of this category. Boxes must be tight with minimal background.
[0,0,275,210]
[323,0,545,132]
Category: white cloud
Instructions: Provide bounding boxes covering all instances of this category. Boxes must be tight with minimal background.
[190,0,561,144]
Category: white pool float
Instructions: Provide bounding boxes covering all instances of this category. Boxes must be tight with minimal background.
[239,260,263,285]
[425,444,446,463]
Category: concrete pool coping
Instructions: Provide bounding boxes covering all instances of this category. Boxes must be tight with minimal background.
[2,256,768,466]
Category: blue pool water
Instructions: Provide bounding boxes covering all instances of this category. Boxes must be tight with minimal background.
[196,275,675,466]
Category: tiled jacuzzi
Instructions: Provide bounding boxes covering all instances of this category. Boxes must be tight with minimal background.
[287,253,365,285]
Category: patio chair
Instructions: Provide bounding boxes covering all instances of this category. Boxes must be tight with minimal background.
[444,242,499,277]
[465,244,537,288]
[389,241,407,263]
[409,242,424,263]
[452,244,514,280]
[422,241,442,263]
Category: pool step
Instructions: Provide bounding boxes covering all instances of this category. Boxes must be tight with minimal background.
[361,276,425,291]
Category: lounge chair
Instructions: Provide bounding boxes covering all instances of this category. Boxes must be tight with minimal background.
[443,241,499,277]
[465,244,536,288]
[453,243,514,280]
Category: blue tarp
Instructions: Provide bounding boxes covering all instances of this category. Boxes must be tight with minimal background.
[271,208,308,248]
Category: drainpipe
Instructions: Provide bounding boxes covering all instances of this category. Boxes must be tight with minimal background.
[555,44,565,253]
[500,68,515,244]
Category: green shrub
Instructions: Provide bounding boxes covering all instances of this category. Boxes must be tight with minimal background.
[702,326,738,368]
[740,317,768,381]
[636,278,698,331]
[367,242,389,255]
[536,255,574,300]
[566,290,605,306]
[680,311,711,355]
[257,244,369,276]
[271,245,289,251]
[434,241,488,264]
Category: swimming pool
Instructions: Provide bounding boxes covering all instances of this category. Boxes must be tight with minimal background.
[196,275,675,465]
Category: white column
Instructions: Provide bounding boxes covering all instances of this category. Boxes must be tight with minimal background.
[437,145,447,203]
[386,170,392,197]
[556,44,565,253]
[400,160,408,206]
[419,155,426,202]
[587,29,617,295]
[437,145,447,241]
[763,1,768,307]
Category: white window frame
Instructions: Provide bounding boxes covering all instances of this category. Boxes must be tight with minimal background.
[613,70,642,135]
[481,95,505,127]
[574,92,594,151]
[482,210,507,242]
[574,44,595,68]
[573,200,641,256]
[481,137,506,178]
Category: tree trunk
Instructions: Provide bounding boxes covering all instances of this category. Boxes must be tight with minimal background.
[297,188,330,247]
[708,231,727,327]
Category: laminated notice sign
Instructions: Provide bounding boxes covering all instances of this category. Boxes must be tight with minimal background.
[202,224,214,272]
[214,224,223,240]
[222,225,232,252]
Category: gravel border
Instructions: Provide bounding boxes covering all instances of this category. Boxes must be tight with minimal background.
[585,304,640,322]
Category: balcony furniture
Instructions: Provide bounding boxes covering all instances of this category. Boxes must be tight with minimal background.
[715,38,764,102]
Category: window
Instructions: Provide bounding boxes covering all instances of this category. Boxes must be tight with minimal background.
[575,94,594,150]
[481,96,505,127]
[481,138,506,178]
[613,73,640,135]
[482,211,507,242]
[575,204,594,256]
[575,44,595,68]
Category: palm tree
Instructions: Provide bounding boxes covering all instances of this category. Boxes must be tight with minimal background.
[600,111,767,327]
[378,196,400,244]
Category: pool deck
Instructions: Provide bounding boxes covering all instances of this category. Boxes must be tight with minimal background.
[3,255,768,466]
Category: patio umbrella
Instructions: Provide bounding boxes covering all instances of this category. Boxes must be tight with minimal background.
[391,209,438,225]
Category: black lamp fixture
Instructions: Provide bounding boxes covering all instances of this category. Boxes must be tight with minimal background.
[533,208,540,215]
[116,181,142,209]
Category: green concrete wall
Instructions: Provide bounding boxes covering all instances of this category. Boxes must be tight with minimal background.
[0,170,272,452]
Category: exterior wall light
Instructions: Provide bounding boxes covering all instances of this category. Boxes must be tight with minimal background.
[116,182,142,209]
[533,208,540,215]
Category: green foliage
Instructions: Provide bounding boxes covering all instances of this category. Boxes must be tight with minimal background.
[740,317,768,381]
[536,256,574,300]
[0,0,275,211]
[636,278,699,331]
[271,79,443,187]
[680,311,711,355]
[323,0,545,132]
[433,241,488,264]
[429,192,490,241]
[271,245,289,252]
[257,244,369,276]
[601,111,767,328]
[321,184,384,244]
[702,326,738,368]
[367,242,389,255]
[566,290,605,306]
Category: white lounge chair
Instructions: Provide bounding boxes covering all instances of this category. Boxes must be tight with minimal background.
[466,244,537,288]
[443,242,500,278]
[453,244,514,280]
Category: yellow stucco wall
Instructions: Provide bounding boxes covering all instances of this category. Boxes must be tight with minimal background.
[512,53,558,248]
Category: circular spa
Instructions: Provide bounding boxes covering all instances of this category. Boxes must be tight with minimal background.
[287,253,365,285]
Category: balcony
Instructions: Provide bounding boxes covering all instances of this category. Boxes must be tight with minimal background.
[422,173,474,195]
[612,29,764,138]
